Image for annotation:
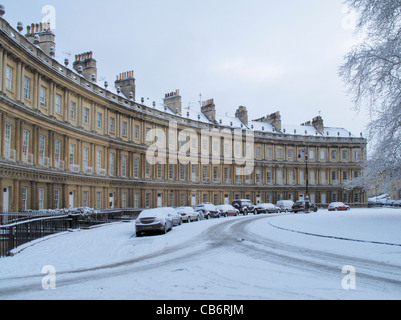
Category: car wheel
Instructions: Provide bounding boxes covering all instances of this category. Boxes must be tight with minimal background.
[136,232,143,237]
[243,209,248,215]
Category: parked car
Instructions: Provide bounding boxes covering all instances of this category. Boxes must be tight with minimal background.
[171,209,183,226]
[276,200,294,212]
[255,203,280,214]
[216,204,239,217]
[292,200,318,213]
[394,200,401,208]
[328,202,350,211]
[232,199,256,215]
[195,203,220,219]
[135,207,175,237]
[175,206,200,222]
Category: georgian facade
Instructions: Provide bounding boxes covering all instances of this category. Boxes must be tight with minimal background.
[0,11,367,217]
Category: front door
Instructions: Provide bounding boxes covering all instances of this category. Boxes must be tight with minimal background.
[69,191,74,209]
[109,192,115,209]
[157,193,163,208]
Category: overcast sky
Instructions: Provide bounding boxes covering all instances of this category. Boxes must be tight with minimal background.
[2,0,370,136]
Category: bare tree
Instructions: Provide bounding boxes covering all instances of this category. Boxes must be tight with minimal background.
[339,0,401,182]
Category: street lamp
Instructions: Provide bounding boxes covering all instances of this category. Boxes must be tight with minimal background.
[298,147,310,213]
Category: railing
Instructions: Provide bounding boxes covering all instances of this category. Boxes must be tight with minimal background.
[0,208,142,258]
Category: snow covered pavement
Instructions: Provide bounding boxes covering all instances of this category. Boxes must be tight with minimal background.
[0,208,400,300]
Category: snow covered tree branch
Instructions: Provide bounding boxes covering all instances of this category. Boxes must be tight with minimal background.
[339,0,401,181]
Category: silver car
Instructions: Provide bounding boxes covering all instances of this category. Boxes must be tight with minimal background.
[175,207,200,222]
[135,207,175,237]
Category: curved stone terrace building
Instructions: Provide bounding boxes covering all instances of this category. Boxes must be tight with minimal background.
[0,8,367,218]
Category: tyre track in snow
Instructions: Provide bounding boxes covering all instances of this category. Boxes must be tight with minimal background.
[212,215,401,291]
[1,214,401,298]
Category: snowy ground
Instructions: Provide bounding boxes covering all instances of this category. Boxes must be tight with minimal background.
[0,208,400,300]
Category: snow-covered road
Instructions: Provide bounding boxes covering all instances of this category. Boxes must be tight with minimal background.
[0,208,400,300]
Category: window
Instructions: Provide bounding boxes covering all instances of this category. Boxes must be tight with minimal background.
[54,189,60,209]
[83,147,89,168]
[39,135,46,165]
[331,150,337,160]
[332,170,337,182]
[55,94,62,114]
[122,192,127,208]
[342,150,348,161]
[83,107,89,124]
[110,117,115,133]
[202,166,208,181]
[134,125,140,139]
[256,168,262,184]
[121,155,127,177]
[6,66,13,91]
[288,149,293,159]
[122,121,127,136]
[266,170,272,185]
[96,192,102,209]
[24,77,30,100]
[277,148,283,159]
[146,161,151,178]
[134,193,140,208]
[21,187,28,211]
[353,150,359,161]
[22,129,29,162]
[277,169,283,185]
[180,164,186,180]
[40,86,47,107]
[320,150,325,160]
[109,153,115,176]
[97,112,102,128]
[146,193,151,208]
[256,146,261,157]
[266,147,272,158]
[354,193,360,203]
[70,102,76,119]
[96,150,102,170]
[224,167,230,182]
[134,157,139,178]
[169,193,174,207]
[69,144,75,165]
[82,191,89,207]
[309,149,315,160]
[169,164,175,179]
[39,188,45,210]
[4,123,11,159]
[55,140,61,167]
[213,166,218,181]
[158,163,163,178]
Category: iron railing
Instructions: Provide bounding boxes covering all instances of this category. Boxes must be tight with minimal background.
[0,208,142,258]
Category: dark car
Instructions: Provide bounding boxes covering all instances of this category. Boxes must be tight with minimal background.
[292,200,318,213]
[195,203,220,219]
[232,199,256,215]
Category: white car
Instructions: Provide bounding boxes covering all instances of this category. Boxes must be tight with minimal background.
[328,202,351,211]
[135,207,175,237]
[175,207,200,222]
[276,200,294,212]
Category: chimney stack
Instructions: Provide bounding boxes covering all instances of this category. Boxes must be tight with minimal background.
[73,52,97,82]
[115,70,136,99]
[25,22,56,57]
[235,106,248,126]
[312,115,324,133]
[163,90,182,115]
[201,99,216,122]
